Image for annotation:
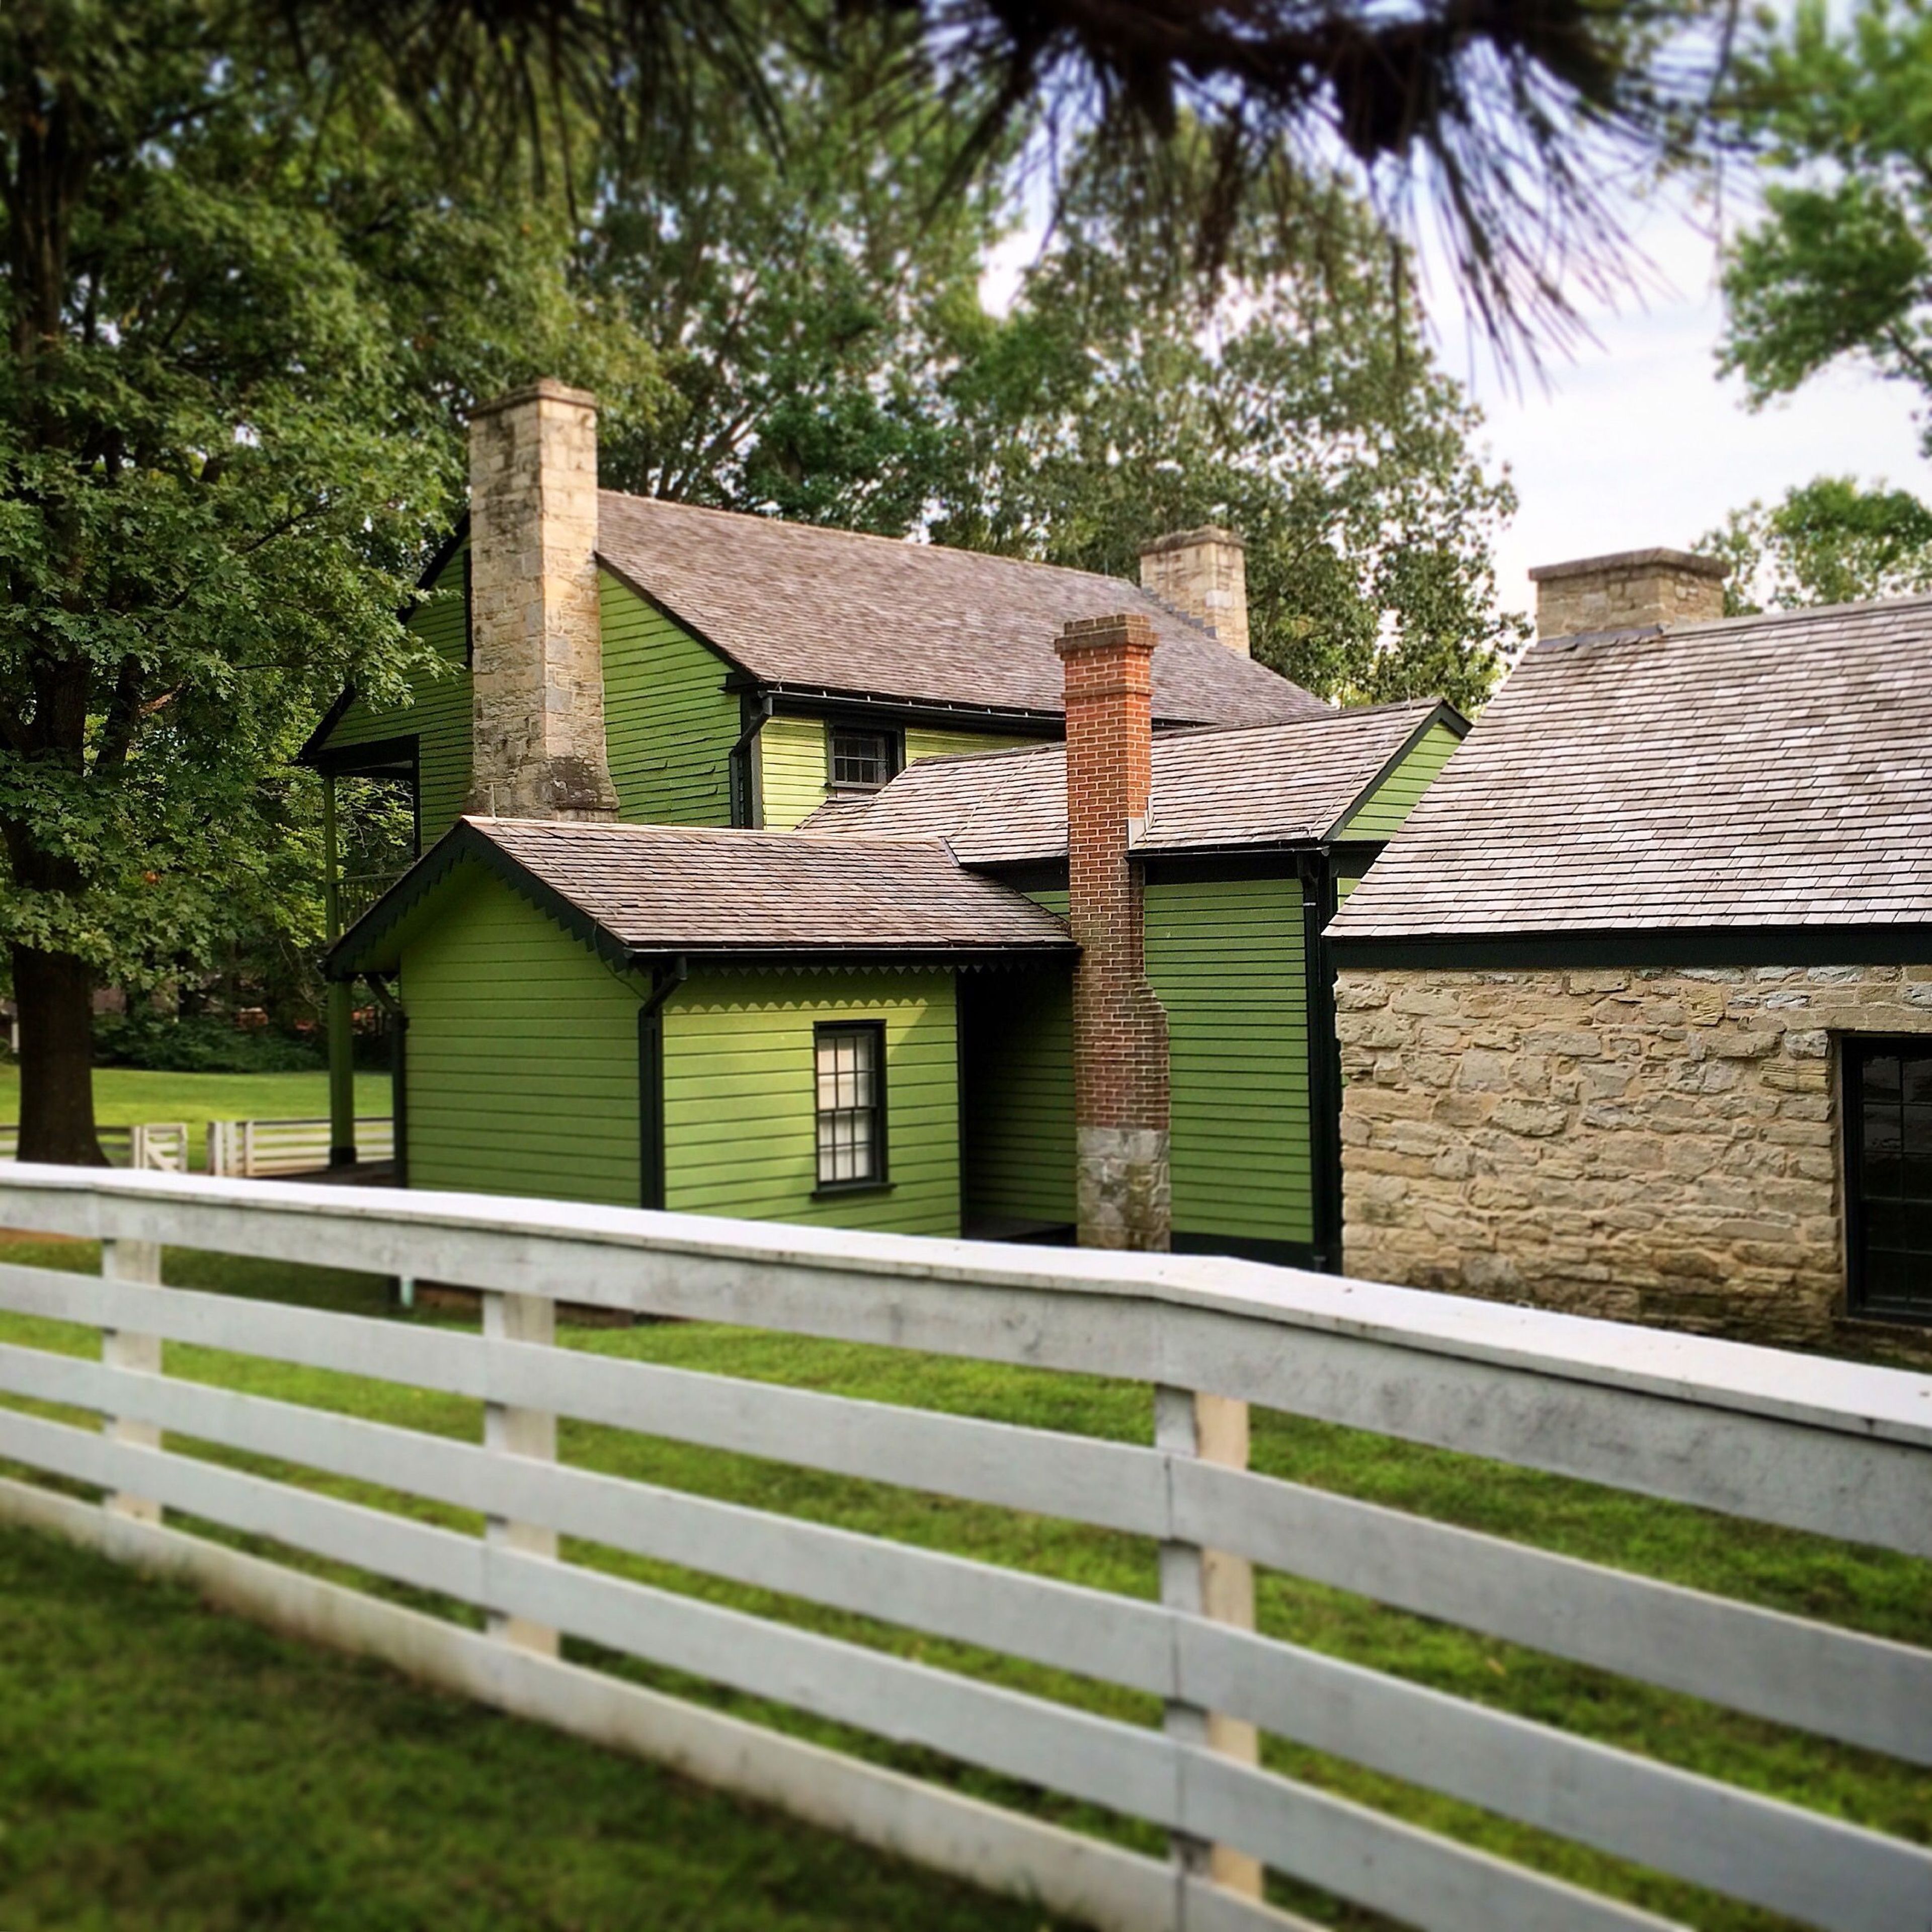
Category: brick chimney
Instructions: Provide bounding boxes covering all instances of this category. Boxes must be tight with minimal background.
[465,378,619,820]
[1055,613,1170,1251]
[1528,547,1727,640]
[1138,526,1249,657]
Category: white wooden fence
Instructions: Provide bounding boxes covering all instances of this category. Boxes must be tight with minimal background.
[0,1123,188,1172]
[0,1167,1926,1932]
[206,1116,393,1177]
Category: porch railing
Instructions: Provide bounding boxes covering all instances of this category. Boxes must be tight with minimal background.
[207,1116,394,1177]
[0,1123,189,1172]
[0,1166,1924,1932]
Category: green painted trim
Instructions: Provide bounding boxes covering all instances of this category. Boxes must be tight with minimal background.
[1331,705,1468,841]
[1304,858,1344,1274]
[1330,927,1932,971]
[595,552,751,680]
[328,821,632,980]
[811,1017,890,1191]
[298,524,470,767]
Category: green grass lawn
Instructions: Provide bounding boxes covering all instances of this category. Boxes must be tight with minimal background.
[0,1524,1056,1932]
[0,1066,390,1169]
[1,1242,1927,1930]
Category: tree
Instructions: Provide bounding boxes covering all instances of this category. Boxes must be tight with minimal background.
[927,154,1524,709]
[584,22,1003,532]
[0,5,655,1160]
[1,0,1728,1160]
[1719,0,1932,446]
[1699,476,1932,614]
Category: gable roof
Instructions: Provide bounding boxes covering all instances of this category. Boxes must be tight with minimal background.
[1328,596,1932,955]
[594,493,1328,729]
[804,700,1459,865]
[328,817,1075,978]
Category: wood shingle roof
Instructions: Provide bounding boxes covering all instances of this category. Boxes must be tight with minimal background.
[594,493,1329,728]
[330,818,1075,975]
[1329,597,1932,946]
[807,701,1453,863]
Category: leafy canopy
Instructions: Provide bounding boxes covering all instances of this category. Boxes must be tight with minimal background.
[1720,0,1932,445]
[925,149,1522,710]
[0,2,653,992]
[1699,476,1932,613]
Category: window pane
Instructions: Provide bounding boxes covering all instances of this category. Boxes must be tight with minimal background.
[1851,1038,1932,1319]
[831,730,889,788]
[815,1027,881,1186]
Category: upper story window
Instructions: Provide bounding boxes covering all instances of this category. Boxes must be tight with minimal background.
[1844,1035,1932,1324]
[830,727,893,790]
[815,1022,886,1189]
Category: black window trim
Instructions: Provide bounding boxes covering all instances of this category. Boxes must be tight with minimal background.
[825,720,902,793]
[1842,1031,1932,1328]
[813,1018,891,1195]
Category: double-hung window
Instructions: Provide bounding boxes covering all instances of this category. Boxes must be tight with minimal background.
[815,1022,886,1188]
[1844,1035,1932,1322]
[829,727,893,790]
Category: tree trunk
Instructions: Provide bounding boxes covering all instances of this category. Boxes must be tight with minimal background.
[11,943,104,1165]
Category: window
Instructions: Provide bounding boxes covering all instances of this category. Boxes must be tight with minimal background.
[815,1022,887,1188]
[829,727,893,790]
[1845,1036,1932,1323]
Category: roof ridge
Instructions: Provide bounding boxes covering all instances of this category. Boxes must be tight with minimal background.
[1537,588,1932,650]
[469,812,970,856]
[597,488,1156,603]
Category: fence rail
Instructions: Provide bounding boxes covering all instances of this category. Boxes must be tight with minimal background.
[0,1167,1925,1932]
[206,1115,393,1177]
[0,1123,188,1172]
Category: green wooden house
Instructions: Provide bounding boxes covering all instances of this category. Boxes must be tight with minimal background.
[316,379,1466,1266]
[329,700,1463,1266]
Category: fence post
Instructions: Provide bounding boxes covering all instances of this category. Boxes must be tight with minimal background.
[101,1237,164,1525]
[481,1290,559,1657]
[1156,1385,1262,1899]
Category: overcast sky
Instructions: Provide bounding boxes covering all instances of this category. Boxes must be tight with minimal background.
[982,187,1930,627]
[1439,199,1932,620]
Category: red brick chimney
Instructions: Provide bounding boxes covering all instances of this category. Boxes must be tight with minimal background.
[1055,613,1170,1251]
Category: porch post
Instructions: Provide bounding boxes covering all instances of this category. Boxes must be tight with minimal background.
[323,771,357,1168]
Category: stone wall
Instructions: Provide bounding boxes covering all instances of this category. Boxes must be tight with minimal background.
[1137,526,1249,658]
[467,378,619,822]
[1527,547,1727,639]
[1338,962,1932,1349]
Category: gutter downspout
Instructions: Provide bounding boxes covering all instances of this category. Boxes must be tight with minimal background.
[730,694,773,829]
[635,954,689,1211]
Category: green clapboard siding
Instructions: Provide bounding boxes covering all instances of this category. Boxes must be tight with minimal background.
[962,968,1076,1230]
[321,544,473,842]
[758,717,1050,830]
[399,867,643,1207]
[1337,719,1461,838]
[601,573,739,826]
[903,726,1041,765]
[961,890,1074,1230]
[757,716,830,830]
[663,970,959,1236]
[1145,876,1311,1248]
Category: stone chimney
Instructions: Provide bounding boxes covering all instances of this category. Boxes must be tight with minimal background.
[1528,547,1727,640]
[1138,526,1249,657]
[465,378,618,820]
[1055,612,1171,1251]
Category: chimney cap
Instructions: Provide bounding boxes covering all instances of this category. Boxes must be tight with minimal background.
[1527,546,1725,585]
[1139,524,1245,558]
[470,376,599,422]
[1054,610,1160,657]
